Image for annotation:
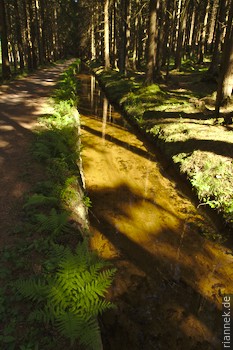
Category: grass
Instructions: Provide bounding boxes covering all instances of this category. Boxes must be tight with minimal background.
[94,64,233,234]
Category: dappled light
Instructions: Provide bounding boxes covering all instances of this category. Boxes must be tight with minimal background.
[0,61,74,243]
[79,73,232,349]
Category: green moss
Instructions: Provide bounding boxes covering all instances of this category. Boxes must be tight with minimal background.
[95,66,233,230]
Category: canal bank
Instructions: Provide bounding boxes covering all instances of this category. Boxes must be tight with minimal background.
[78,72,233,350]
[92,66,233,238]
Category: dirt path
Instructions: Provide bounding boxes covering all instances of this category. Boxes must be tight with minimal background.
[0,60,73,245]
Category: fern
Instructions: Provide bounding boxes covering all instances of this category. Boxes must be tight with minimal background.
[23,194,59,210]
[35,208,70,235]
[15,242,116,349]
[15,278,48,303]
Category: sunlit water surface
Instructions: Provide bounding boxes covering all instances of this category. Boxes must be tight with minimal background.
[78,73,233,350]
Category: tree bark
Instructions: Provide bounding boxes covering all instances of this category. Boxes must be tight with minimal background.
[215,1,233,114]
[145,0,159,84]
[119,0,129,75]
[13,0,25,71]
[209,0,227,75]
[0,0,11,78]
[104,0,110,68]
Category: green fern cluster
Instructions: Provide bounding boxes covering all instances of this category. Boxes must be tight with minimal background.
[54,60,81,106]
[15,241,116,349]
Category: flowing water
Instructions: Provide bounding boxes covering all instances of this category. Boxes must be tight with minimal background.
[78,73,233,350]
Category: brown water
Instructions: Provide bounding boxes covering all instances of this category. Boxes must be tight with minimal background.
[78,73,233,350]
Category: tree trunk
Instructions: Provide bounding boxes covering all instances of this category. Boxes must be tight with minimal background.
[215,1,233,114]
[174,0,186,69]
[0,0,11,78]
[13,0,25,71]
[145,0,159,84]
[111,1,118,68]
[209,0,227,75]
[28,0,38,68]
[119,0,129,75]
[104,0,110,68]
[162,0,172,66]
[197,0,210,64]
[91,14,96,61]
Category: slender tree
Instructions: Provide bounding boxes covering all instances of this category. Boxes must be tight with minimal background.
[145,0,159,84]
[215,0,233,115]
[0,0,11,78]
[104,0,110,68]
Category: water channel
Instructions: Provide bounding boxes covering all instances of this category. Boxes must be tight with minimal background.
[78,73,233,350]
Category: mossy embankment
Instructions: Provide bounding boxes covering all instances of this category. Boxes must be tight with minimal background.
[93,66,233,236]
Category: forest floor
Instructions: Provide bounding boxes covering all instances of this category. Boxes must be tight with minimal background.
[94,64,233,240]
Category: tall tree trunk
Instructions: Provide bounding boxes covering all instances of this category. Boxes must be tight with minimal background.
[13,0,25,71]
[215,1,233,115]
[174,0,186,69]
[0,0,11,78]
[119,0,129,75]
[28,0,38,68]
[111,1,118,68]
[137,9,144,69]
[6,5,18,73]
[197,0,209,64]
[162,0,172,66]
[104,0,110,68]
[209,0,227,75]
[39,0,47,62]
[155,0,164,77]
[145,0,159,84]
[132,7,139,70]
[22,0,33,70]
[125,0,131,72]
[91,14,96,61]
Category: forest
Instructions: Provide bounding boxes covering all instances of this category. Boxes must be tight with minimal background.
[0,0,233,112]
[0,0,233,349]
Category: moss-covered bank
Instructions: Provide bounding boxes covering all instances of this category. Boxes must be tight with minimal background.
[93,66,233,235]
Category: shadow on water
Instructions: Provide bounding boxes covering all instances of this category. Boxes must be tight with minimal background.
[78,73,233,350]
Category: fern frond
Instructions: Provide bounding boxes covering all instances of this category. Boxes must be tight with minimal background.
[29,304,55,324]
[56,313,101,349]
[77,317,102,350]
[35,208,70,235]
[56,312,84,345]
[15,278,48,303]
[33,142,51,161]
[94,268,117,294]
[23,194,59,209]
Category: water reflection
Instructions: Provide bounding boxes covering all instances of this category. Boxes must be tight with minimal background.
[102,97,107,141]
[79,74,129,129]
[90,75,95,108]
[78,72,232,350]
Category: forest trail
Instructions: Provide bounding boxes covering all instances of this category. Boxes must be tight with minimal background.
[79,73,233,350]
[0,60,73,245]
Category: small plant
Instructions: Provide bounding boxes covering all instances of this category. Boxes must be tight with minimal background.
[35,208,71,236]
[15,241,116,349]
[83,195,92,208]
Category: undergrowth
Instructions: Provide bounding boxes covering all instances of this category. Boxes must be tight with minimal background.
[0,59,115,350]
